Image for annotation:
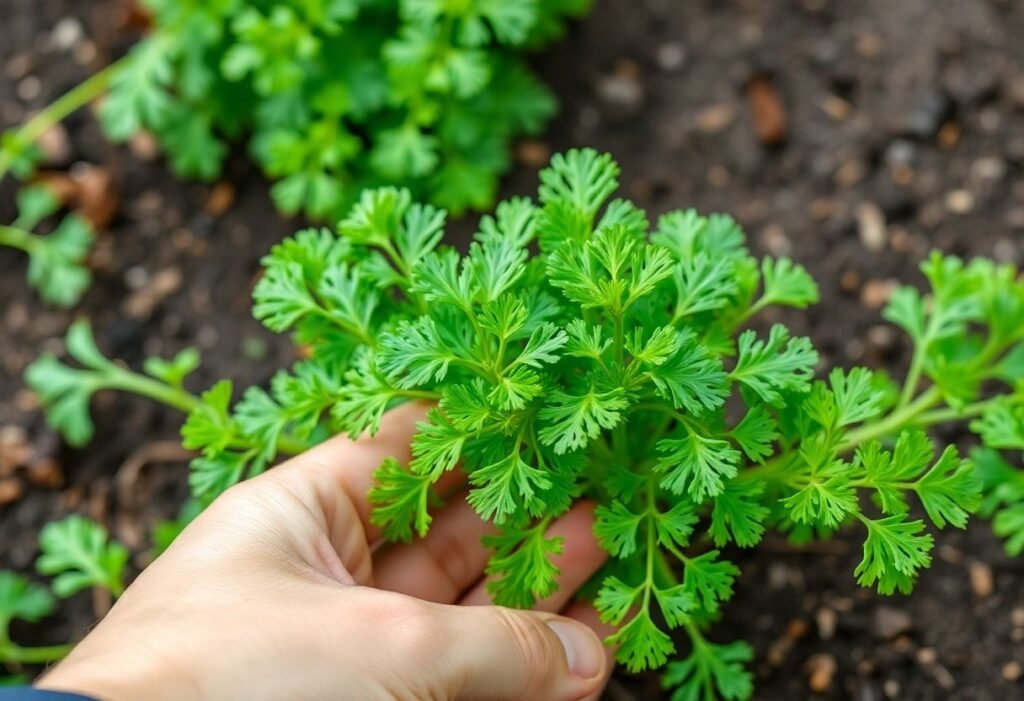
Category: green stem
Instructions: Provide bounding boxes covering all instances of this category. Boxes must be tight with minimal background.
[897,346,926,410]
[105,369,203,415]
[840,387,942,449]
[0,61,121,181]
[0,641,74,664]
[0,224,43,255]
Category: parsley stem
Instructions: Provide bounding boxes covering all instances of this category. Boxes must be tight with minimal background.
[0,641,74,664]
[840,387,942,449]
[0,60,122,181]
[0,224,44,255]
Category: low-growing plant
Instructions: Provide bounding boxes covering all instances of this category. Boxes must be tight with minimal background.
[81,0,588,219]
[25,149,1024,698]
[0,186,93,307]
[0,516,126,675]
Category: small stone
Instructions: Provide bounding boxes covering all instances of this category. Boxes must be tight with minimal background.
[945,189,975,214]
[1011,607,1024,627]
[759,224,792,257]
[834,158,866,187]
[816,607,837,640]
[870,606,913,640]
[515,140,550,169]
[124,266,149,290]
[129,130,161,161]
[971,156,1006,182]
[596,62,643,111]
[885,139,918,168]
[867,324,897,351]
[72,40,97,66]
[50,17,84,51]
[861,279,896,309]
[123,267,183,319]
[883,679,900,698]
[17,75,41,101]
[25,457,64,489]
[917,647,938,665]
[905,90,953,140]
[1003,661,1023,682]
[840,270,861,293]
[205,182,236,217]
[856,202,887,252]
[969,561,993,598]
[856,32,884,59]
[820,94,852,121]
[707,164,731,188]
[938,122,961,149]
[0,478,24,505]
[656,43,687,72]
[71,163,118,230]
[806,653,837,692]
[787,619,810,640]
[38,123,71,164]
[937,544,964,565]
[746,75,787,145]
[695,102,737,134]
[5,53,32,80]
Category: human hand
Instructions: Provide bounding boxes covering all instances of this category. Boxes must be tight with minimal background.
[37,402,613,701]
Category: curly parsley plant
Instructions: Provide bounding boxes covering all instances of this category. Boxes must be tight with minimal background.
[28,149,1024,699]
[94,0,589,218]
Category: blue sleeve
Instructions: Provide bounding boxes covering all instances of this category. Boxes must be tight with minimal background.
[0,690,97,701]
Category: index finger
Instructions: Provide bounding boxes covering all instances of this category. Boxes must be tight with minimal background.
[277,400,430,542]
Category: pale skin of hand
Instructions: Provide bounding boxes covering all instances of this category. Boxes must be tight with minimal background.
[38,402,615,701]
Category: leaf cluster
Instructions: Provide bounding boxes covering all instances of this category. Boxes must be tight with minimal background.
[27,149,1024,700]
[99,0,591,219]
[0,186,94,307]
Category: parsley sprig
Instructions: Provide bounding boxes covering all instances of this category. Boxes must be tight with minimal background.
[26,149,1024,699]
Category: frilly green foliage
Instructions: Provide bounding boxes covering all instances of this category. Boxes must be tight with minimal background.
[28,149,1024,699]
[99,0,590,219]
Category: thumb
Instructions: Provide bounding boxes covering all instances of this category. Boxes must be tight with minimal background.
[439,605,608,701]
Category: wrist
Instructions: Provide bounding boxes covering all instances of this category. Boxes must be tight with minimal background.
[36,639,200,701]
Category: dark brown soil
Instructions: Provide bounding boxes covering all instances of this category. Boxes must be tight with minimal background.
[3,0,1024,699]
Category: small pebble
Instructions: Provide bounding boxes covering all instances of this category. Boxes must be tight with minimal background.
[861,279,896,309]
[657,43,687,72]
[870,606,913,640]
[917,647,938,665]
[515,140,550,169]
[1011,607,1024,627]
[972,156,1006,182]
[856,202,887,252]
[945,190,975,214]
[816,607,837,640]
[50,17,84,51]
[806,653,837,692]
[883,680,900,699]
[695,102,737,134]
[596,62,643,111]
[0,478,24,505]
[969,561,993,598]
[906,89,953,139]
[1003,661,1022,682]
[17,75,41,101]
[129,131,161,161]
[26,458,64,489]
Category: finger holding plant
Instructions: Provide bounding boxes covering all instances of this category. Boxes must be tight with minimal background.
[22,149,1024,699]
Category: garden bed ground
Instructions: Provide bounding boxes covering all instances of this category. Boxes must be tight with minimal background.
[2,0,1024,699]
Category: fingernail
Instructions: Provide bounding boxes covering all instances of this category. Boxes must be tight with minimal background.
[547,620,604,679]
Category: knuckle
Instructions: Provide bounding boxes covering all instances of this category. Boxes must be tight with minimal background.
[493,609,559,689]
